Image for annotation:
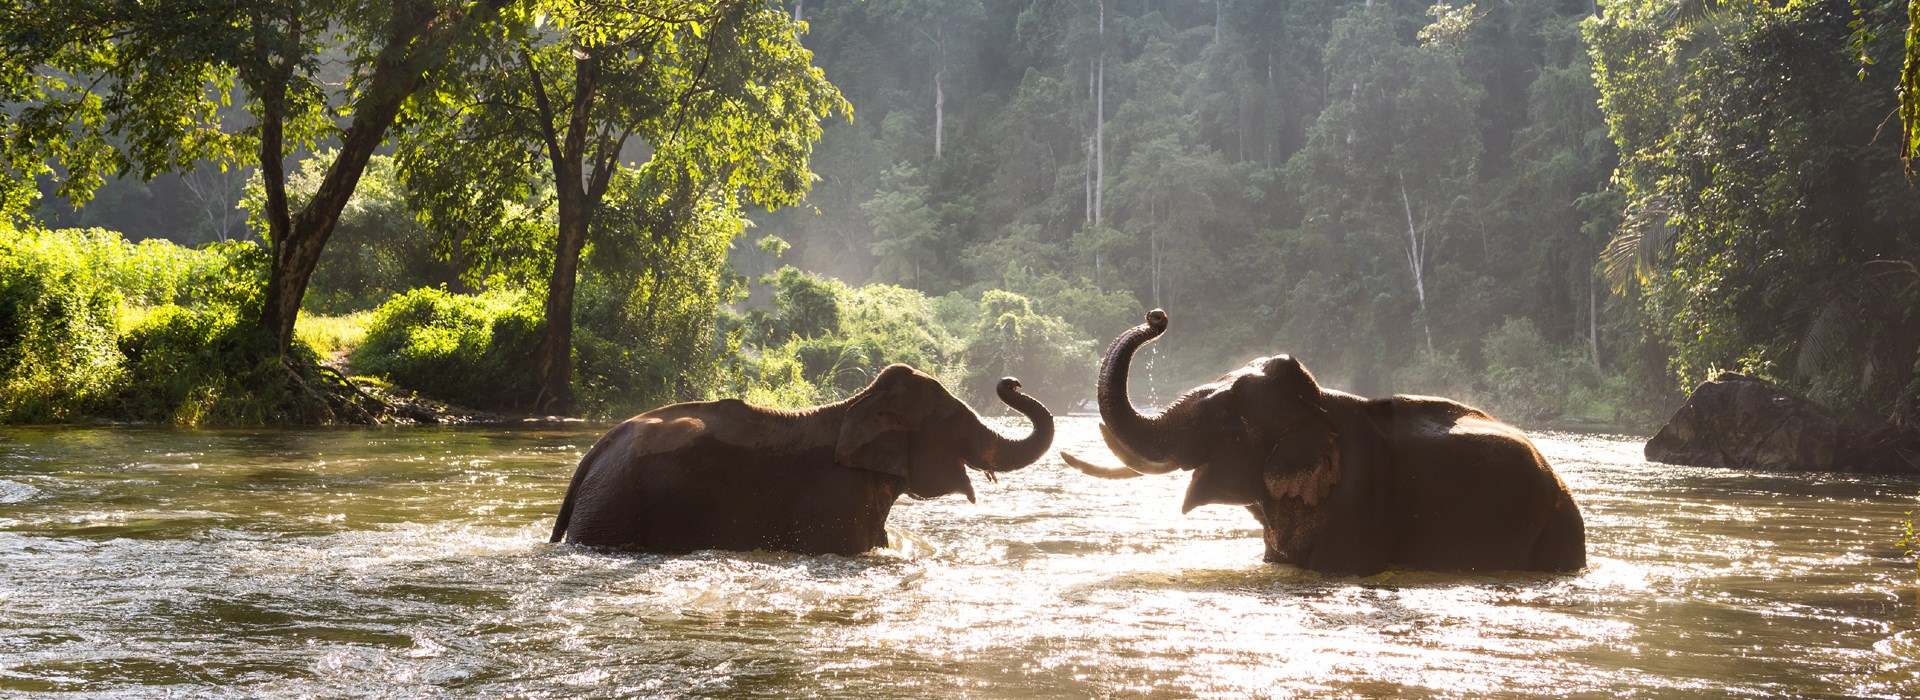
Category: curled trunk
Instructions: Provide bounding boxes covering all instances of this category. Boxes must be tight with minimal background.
[1096,309,1184,472]
[972,378,1055,471]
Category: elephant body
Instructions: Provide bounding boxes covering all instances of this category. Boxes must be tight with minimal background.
[1064,310,1586,575]
[552,365,1052,555]
[1246,394,1587,573]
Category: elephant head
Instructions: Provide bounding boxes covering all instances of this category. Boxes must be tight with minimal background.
[838,364,1054,502]
[1063,309,1353,514]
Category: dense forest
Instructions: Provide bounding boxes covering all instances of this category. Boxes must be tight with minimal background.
[3,0,1918,434]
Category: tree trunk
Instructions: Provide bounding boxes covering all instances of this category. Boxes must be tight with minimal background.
[934,26,945,159]
[1149,200,1162,309]
[1399,173,1433,353]
[260,95,408,353]
[1588,269,1601,366]
[1151,232,1163,309]
[1094,0,1105,228]
[934,68,944,158]
[535,199,587,414]
[526,47,608,416]
[182,168,239,243]
[1266,57,1276,166]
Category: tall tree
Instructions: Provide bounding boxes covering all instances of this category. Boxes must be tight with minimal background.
[873,0,986,160]
[1288,4,1482,357]
[402,0,844,413]
[0,0,520,358]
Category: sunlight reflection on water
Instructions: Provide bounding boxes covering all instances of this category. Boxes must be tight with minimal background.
[0,419,1917,697]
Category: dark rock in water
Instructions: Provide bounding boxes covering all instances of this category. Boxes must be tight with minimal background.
[1646,372,1920,474]
[1646,372,1839,471]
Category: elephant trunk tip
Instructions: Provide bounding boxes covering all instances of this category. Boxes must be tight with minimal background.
[1145,308,1168,331]
[996,377,1023,397]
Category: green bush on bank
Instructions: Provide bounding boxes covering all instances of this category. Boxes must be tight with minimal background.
[1478,318,1570,423]
[0,229,126,421]
[712,338,827,409]
[0,227,267,423]
[350,288,543,411]
[961,290,1096,414]
[732,267,972,399]
[724,268,1097,412]
[1392,317,1651,428]
[114,302,351,425]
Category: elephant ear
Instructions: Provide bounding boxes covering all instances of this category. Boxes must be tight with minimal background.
[1263,417,1341,507]
[836,392,911,479]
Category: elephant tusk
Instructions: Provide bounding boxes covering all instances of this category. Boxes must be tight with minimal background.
[1098,422,1183,474]
[1060,451,1148,479]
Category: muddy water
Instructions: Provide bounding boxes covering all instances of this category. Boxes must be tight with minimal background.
[1,416,1917,697]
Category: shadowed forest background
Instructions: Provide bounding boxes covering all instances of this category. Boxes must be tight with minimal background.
[4,0,1918,435]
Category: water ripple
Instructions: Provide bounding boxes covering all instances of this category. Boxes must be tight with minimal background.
[0,420,1916,697]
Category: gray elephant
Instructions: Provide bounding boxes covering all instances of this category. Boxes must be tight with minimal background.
[551,364,1053,555]
[1063,310,1586,575]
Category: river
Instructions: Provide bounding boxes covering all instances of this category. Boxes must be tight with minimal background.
[1,416,1917,697]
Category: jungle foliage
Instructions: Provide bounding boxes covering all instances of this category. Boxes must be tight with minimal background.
[1593,0,1920,428]
[752,0,1917,429]
[7,0,1919,431]
[725,266,1096,413]
[398,0,846,413]
[761,0,1651,425]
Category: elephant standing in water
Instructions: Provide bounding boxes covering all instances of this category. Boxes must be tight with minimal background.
[1062,310,1585,575]
[551,364,1053,555]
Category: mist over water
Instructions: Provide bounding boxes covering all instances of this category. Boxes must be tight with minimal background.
[2,417,1917,697]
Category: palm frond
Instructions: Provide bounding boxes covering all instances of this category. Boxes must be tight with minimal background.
[1601,195,1673,295]
[1795,295,1856,380]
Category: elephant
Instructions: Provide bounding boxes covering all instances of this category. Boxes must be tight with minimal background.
[549,364,1053,555]
[1061,309,1586,575]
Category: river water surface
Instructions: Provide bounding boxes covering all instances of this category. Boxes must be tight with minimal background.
[2,416,1918,697]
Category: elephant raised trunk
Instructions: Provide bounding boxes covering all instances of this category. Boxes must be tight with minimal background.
[971,377,1054,471]
[1094,309,1185,474]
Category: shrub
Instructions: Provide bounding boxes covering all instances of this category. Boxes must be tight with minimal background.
[351,288,543,410]
[567,175,744,418]
[733,269,967,401]
[1564,370,1648,427]
[1394,348,1476,401]
[0,225,382,426]
[713,337,827,409]
[0,227,254,422]
[1479,317,1572,423]
[763,266,843,341]
[961,290,1096,413]
[113,303,349,425]
[789,334,893,394]
[996,268,1138,342]
[0,231,125,421]
[838,283,962,376]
